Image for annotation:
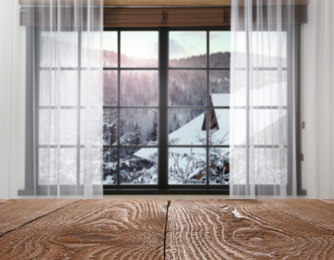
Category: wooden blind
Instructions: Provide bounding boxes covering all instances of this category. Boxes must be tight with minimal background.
[20,6,308,27]
[19,0,310,6]
[103,0,310,6]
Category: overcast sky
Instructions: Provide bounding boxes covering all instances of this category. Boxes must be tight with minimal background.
[42,30,286,63]
[103,31,231,61]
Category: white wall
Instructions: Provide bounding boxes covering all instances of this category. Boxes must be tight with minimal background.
[0,1,26,198]
[300,0,334,199]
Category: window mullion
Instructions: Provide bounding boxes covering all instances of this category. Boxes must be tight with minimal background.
[206,30,210,186]
[158,28,169,189]
[116,30,121,186]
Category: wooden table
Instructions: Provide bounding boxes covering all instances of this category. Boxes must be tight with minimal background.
[0,199,333,259]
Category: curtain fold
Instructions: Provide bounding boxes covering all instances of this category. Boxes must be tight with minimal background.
[5,0,104,198]
[230,0,297,198]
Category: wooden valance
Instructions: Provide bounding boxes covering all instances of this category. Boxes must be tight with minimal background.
[103,0,310,6]
[20,6,308,27]
[19,0,310,6]
[105,7,308,27]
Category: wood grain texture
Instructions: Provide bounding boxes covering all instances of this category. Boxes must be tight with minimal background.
[104,8,231,28]
[323,199,334,205]
[166,199,334,259]
[0,199,78,236]
[19,0,310,6]
[21,6,307,27]
[0,199,168,260]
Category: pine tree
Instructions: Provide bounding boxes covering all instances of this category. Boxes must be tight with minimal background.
[149,121,158,141]
[131,123,141,145]
[109,123,117,145]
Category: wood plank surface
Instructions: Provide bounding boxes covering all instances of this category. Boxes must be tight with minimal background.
[323,199,334,205]
[0,199,168,260]
[0,199,78,236]
[166,199,334,259]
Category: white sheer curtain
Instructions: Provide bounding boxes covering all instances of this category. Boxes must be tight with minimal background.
[3,0,104,198]
[302,0,334,199]
[230,0,298,198]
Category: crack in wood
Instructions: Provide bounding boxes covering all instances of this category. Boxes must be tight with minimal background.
[163,200,171,260]
[0,200,80,239]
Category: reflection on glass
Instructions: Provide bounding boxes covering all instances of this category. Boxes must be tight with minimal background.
[103,31,118,67]
[121,31,158,68]
[103,148,117,184]
[169,31,206,67]
[120,109,158,146]
[121,71,159,106]
[168,148,206,184]
[209,148,229,184]
[168,109,206,145]
[169,70,206,106]
[120,148,158,184]
[40,32,78,67]
[103,109,118,146]
[210,32,230,68]
[209,109,229,145]
[104,71,118,106]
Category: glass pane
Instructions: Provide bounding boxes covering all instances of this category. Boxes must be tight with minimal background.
[169,70,206,106]
[169,31,206,68]
[209,31,230,68]
[40,32,78,68]
[232,32,287,68]
[231,70,287,107]
[104,71,118,106]
[209,148,229,184]
[120,148,158,184]
[209,70,230,107]
[231,109,287,146]
[121,71,159,106]
[81,71,103,107]
[39,148,77,185]
[40,71,78,107]
[169,109,206,145]
[252,109,288,146]
[103,148,117,184]
[120,109,158,146]
[209,109,229,145]
[103,31,118,67]
[230,148,287,185]
[81,32,104,68]
[80,147,103,185]
[121,31,158,68]
[103,109,118,146]
[168,148,206,184]
[39,109,77,145]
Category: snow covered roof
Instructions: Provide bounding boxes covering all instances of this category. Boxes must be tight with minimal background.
[135,85,287,160]
[134,94,230,160]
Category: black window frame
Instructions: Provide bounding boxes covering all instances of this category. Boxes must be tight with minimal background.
[103,26,231,195]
